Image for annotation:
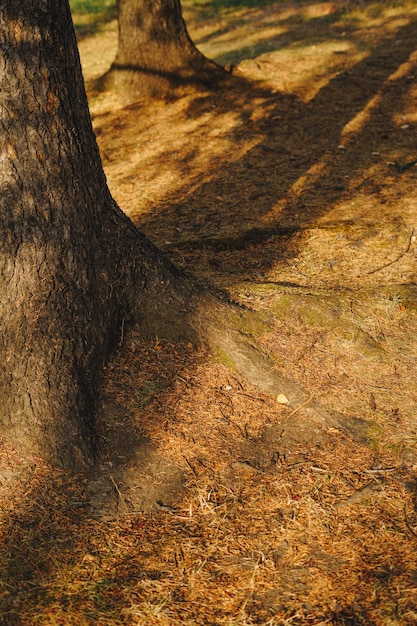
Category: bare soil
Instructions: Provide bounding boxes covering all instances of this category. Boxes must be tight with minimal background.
[2,1,417,624]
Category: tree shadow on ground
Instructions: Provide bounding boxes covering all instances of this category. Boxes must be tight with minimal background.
[131,17,417,288]
[0,340,198,622]
[194,3,350,66]
[3,327,417,623]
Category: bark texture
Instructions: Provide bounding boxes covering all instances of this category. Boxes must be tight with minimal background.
[103,0,226,99]
[0,0,196,470]
[1,1,340,473]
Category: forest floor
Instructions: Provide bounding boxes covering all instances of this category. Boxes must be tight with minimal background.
[2,0,417,624]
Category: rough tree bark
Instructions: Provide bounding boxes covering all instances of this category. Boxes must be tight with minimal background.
[0,0,355,473]
[102,0,226,99]
[0,0,199,470]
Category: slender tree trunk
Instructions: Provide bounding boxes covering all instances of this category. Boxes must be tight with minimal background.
[0,0,196,470]
[103,0,226,99]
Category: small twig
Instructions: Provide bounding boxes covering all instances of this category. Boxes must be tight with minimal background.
[363,467,397,474]
[364,228,415,276]
[311,466,330,473]
[404,508,417,538]
[284,394,315,420]
[109,474,129,513]
[296,334,321,364]
[232,391,265,402]
[183,456,198,477]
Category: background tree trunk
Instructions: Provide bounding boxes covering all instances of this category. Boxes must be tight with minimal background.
[103,0,226,99]
[0,0,196,470]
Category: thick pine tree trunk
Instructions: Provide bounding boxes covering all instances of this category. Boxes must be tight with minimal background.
[103,0,225,99]
[0,0,196,470]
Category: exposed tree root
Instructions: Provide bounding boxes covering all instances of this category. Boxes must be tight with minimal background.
[87,293,374,519]
[188,296,371,444]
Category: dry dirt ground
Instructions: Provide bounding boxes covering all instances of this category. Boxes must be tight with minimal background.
[2,1,417,624]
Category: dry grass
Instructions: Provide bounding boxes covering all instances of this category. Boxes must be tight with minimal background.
[2,0,417,624]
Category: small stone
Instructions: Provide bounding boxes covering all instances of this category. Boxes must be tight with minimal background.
[277,394,289,404]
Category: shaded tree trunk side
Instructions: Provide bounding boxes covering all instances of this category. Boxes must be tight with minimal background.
[0,0,197,470]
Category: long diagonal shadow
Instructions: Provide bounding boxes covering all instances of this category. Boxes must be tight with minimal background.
[135,18,417,285]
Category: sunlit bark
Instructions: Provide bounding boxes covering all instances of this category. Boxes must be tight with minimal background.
[103,0,225,99]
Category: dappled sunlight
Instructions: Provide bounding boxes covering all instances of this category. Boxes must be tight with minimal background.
[287,160,327,198]
[340,49,417,137]
[190,0,337,64]
[92,97,263,223]
[198,22,289,64]
[264,207,417,289]
[387,49,417,84]
[341,93,382,140]
[79,1,417,236]
[391,50,417,125]
[346,8,412,34]
[235,41,366,100]
[86,0,417,290]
